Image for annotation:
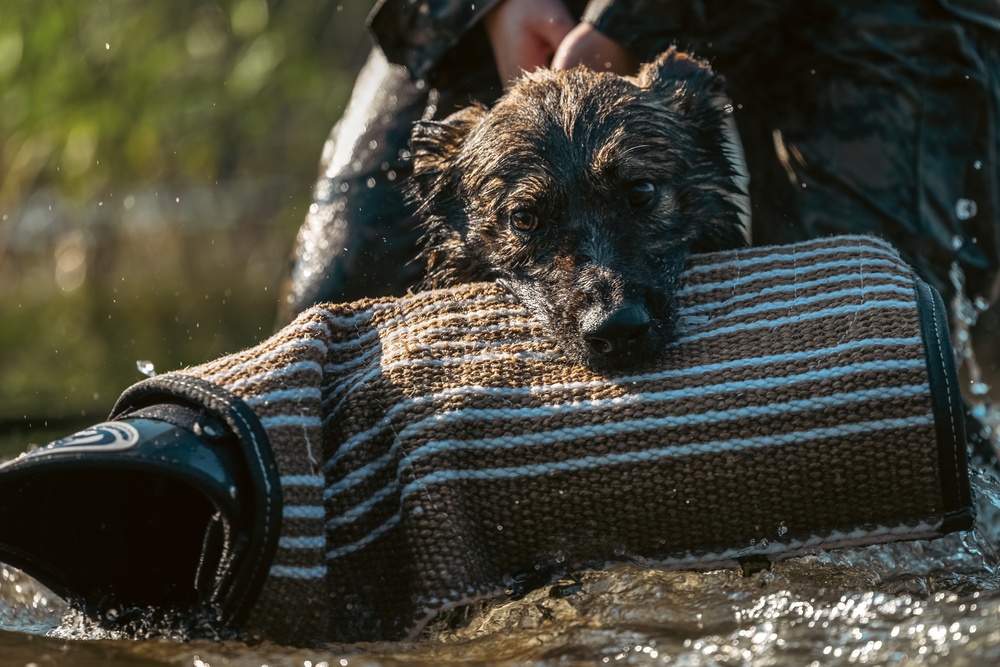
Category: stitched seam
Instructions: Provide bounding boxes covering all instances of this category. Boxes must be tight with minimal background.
[162,375,274,618]
[927,286,963,495]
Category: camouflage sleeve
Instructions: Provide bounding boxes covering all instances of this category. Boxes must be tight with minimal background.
[581,1,813,62]
[580,0,697,59]
[367,0,505,80]
[938,0,1000,29]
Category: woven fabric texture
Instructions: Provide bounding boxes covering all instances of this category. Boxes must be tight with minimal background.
[173,234,968,644]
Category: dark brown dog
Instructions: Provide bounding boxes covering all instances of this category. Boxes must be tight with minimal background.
[408,48,751,373]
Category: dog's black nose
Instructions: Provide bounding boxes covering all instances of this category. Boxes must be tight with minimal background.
[584,304,651,356]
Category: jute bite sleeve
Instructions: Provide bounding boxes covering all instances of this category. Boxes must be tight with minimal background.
[111,234,972,644]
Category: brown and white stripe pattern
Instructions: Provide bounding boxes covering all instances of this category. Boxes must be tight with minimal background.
[178,234,969,644]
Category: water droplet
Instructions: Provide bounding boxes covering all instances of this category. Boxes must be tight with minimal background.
[971,382,991,396]
[368,140,378,150]
[200,421,224,438]
[974,160,983,170]
[778,521,788,537]
[136,360,157,377]
[956,198,978,221]
[366,177,376,189]
[952,235,964,250]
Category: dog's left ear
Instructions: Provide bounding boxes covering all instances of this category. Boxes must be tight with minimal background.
[408,104,490,288]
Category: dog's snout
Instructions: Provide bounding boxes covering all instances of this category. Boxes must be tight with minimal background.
[583,304,651,356]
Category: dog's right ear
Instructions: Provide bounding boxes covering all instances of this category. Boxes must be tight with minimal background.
[634,47,727,116]
[408,104,486,200]
[637,47,752,244]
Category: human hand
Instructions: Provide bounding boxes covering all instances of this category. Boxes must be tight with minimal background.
[484,0,576,87]
[552,22,639,76]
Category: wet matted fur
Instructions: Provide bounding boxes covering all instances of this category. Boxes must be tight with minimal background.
[409,48,751,373]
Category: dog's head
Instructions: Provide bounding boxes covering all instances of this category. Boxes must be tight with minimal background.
[409,48,750,373]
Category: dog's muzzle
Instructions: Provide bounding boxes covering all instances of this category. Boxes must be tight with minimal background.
[581,302,651,357]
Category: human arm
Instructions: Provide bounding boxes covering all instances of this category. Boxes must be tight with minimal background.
[367,0,506,81]
[483,0,577,86]
[551,21,640,75]
[576,0,695,63]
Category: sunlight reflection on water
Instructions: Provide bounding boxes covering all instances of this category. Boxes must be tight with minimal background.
[3,268,1000,665]
[1,463,999,665]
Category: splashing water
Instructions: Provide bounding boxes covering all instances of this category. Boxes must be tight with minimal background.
[0,567,65,637]
[135,359,157,378]
[0,463,996,665]
[955,199,978,222]
[949,261,1000,461]
[2,265,1000,665]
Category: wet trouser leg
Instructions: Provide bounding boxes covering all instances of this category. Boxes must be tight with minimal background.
[282,46,502,320]
[282,49,428,318]
[710,2,1000,305]
[703,3,1000,459]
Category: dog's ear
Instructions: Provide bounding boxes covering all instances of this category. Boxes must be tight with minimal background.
[637,47,752,246]
[408,104,489,289]
[635,47,727,116]
[408,103,487,200]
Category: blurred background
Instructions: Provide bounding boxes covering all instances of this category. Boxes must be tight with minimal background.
[0,0,371,450]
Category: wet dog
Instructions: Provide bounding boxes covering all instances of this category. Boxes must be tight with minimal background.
[408,48,751,373]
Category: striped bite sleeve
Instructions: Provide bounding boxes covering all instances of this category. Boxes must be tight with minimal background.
[169,234,970,645]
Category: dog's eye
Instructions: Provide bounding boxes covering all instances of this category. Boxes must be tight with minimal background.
[626,180,658,208]
[509,209,540,233]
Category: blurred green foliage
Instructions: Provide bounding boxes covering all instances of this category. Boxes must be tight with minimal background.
[0,0,374,443]
[0,0,369,204]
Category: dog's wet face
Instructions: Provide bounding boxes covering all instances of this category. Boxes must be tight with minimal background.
[409,48,750,373]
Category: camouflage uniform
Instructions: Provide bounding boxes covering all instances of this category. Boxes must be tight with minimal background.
[283,0,1000,317]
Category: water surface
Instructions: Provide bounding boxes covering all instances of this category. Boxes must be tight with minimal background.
[2,462,999,666]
